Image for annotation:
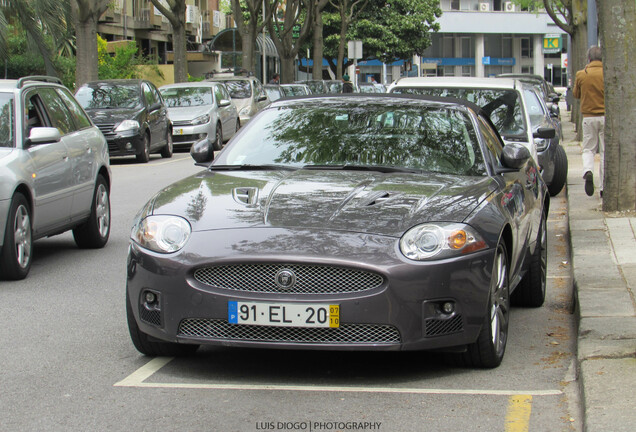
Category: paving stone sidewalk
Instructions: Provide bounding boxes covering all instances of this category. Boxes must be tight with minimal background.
[560,118,636,432]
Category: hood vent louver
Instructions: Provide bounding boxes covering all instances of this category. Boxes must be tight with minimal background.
[361,191,394,207]
[232,187,259,206]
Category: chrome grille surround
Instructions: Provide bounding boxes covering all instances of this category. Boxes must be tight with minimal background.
[193,264,385,294]
[178,319,401,344]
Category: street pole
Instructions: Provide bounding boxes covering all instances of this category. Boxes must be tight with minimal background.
[262,0,267,83]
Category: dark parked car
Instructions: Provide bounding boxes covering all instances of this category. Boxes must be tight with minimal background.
[75,79,173,163]
[496,73,562,118]
[126,94,549,368]
[0,76,111,280]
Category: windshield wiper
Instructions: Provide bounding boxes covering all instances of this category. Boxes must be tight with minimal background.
[208,164,298,171]
[303,164,421,174]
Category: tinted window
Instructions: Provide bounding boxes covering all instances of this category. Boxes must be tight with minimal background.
[76,83,142,109]
[216,104,486,176]
[392,87,527,138]
[0,94,14,148]
[39,88,75,135]
[161,87,214,107]
[142,83,156,107]
[56,88,92,130]
[523,88,547,128]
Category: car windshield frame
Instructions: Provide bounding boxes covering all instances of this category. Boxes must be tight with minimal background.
[213,102,487,177]
[75,83,143,109]
[160,86,214,107]
[391,87,529,140]
[0,93,15,148]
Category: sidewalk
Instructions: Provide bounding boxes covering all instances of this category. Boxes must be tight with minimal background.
[561,118,636,431]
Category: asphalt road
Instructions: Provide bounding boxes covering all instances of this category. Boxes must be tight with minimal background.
[0,152,582,432]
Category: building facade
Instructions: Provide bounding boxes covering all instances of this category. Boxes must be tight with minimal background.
[419,0,567,85]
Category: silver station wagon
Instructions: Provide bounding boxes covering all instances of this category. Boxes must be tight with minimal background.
[0,76,111,280]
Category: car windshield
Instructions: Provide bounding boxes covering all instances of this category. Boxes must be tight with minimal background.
[75,83,142,109]
[0,94,15,148]
[281,85,308,96]
[221,80,252,99]
[304,81,326,94]
[523,88,548,128]
[264,87,282,101]
[325,81,343,93]
[160,87,213,107]
[392,87,527,138]
[214,103,486,176]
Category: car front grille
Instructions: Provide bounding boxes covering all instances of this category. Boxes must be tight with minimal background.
[178,319,401,344]
[193,264,385,295]
[94,122,115,137]
[172,120,192,127]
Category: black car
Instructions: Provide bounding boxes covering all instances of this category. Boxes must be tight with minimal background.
[75,79,173,163]
[126,94,549,368]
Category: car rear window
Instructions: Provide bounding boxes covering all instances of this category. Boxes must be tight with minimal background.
[221,81,252,99]
[0,94,14,148]
[392,87,527,139]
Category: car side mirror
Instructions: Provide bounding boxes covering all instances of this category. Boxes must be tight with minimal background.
[26,127,61,146]
[533,127,556,139]
[149,102,162,112]
[190,138,215,165]
[549,93,561,103]
[218,99,232,107]
[498,143,531,172]
[548,104,560,118]
[258,95,268,102]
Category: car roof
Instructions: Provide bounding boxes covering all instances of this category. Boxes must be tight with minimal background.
[159,82,220,89]
[269,93,484,115]
[80,79,145,86]
[206,76,258,82]
[497,73,545,82]
[0,76,65,92]
[392,76,520,90]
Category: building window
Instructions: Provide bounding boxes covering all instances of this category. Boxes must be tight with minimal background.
[521,37,533,58]
[443,36,455,57]
[522,65,534,74]
[461,37,473,58]
[502,36,512,58]
[462,66,473,77]
[451,0,460,10]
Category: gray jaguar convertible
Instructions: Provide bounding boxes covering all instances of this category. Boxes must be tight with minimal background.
[126,94,549,368]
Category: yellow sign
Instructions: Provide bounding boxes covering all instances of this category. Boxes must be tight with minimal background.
[543,34,562,53]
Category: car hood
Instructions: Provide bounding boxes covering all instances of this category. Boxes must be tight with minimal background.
[84,107,143,124]
[0,147,14,161]
[147,170,494,237]
[231,98,251,112]
[166,106,210,122]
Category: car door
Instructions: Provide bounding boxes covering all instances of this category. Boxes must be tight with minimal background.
[478,116,538,278]
[214,84,235,140]
[23,89,73,234]
[142,82,165,151]
[53,87,103,220]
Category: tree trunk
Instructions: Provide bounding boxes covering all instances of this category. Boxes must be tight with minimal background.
[570,29,588,138]
[172,22,188,82]
[75,13,99,87]
[241,26,256,73]
[312,11,324,79]
[598,0,636,211]
[280,57,296,82]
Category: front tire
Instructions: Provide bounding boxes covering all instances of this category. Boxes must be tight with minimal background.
[512,213,547,307]
[212,123,223,150]
[548,144,567,196]
[73,175,111,249]
[459,242,510,368]
[0,193,32,280]
[126,288,199,356]
[160,132,173,158]
[136,133,151,163]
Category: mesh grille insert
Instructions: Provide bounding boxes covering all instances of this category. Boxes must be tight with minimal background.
[178,319,401,344]
[193,264,384,294]
[425,314,463,336]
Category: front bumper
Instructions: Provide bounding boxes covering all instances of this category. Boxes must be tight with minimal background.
[171,123,210,149]
[126,228,495,352]
[106,133,144,157]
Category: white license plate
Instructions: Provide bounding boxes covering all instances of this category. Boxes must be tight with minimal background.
[228,301,340,328]
[174,128,184,135]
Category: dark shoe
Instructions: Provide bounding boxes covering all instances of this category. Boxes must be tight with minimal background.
[584,171,594,196]
[600,190,603,198]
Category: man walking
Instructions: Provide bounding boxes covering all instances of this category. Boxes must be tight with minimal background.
[573,45,605,197]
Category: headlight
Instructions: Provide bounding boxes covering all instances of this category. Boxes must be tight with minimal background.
[239,106,251,116]
[131,215,191,253]
[115,120,140,132]
[400,223,487,260]
[191,114,210,126]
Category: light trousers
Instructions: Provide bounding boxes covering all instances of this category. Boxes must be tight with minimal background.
[581,116,605,191]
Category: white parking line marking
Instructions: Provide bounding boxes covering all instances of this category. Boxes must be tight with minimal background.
[114,357,562,396]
